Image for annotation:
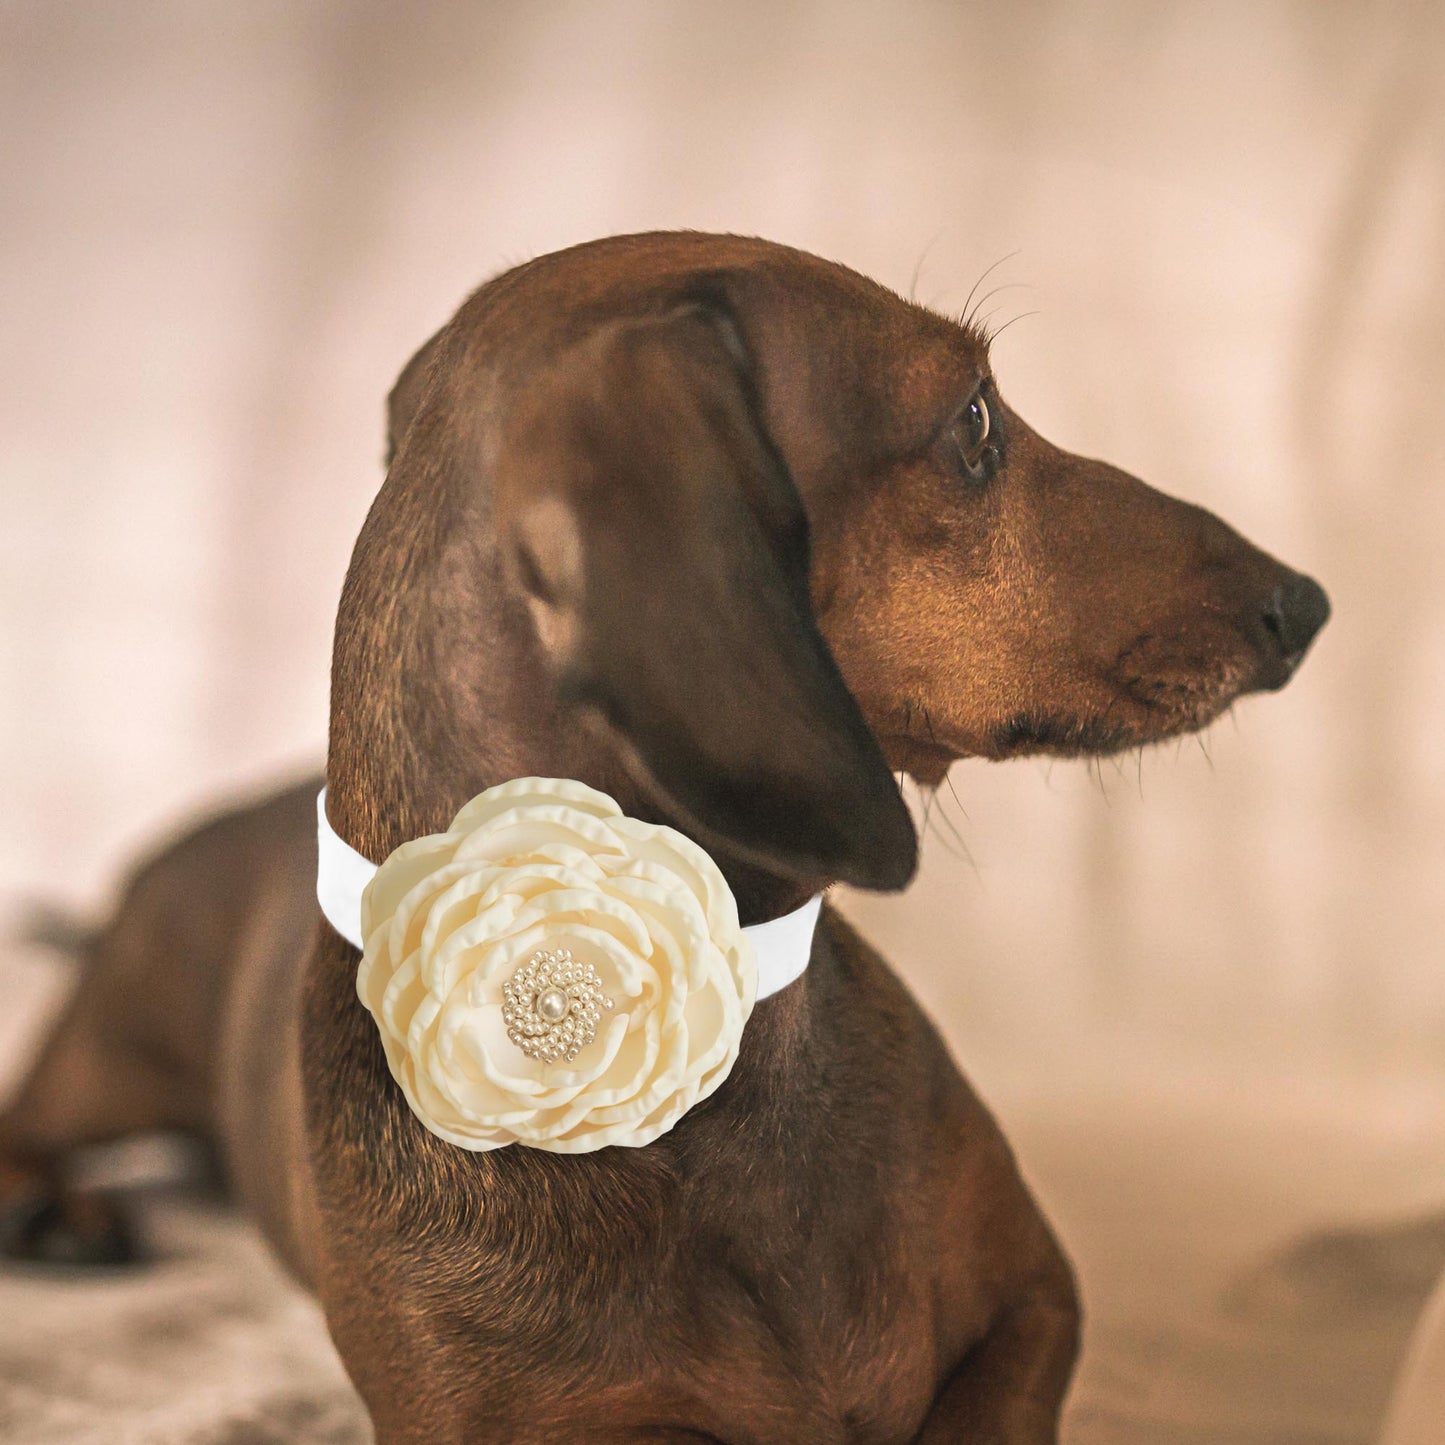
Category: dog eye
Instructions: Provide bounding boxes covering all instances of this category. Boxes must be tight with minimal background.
[951,392,992,478]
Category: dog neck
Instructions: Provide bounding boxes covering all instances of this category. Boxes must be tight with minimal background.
[326,502,825,929]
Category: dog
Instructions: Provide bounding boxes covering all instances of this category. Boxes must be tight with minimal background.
[0,232,1328,1442]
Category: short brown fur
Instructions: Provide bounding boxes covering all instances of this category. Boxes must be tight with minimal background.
[1,233,1327,1442]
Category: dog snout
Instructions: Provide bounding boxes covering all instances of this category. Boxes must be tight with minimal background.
[1254,572,1330,688]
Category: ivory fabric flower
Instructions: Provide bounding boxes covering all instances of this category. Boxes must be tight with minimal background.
[355,777,756,1152]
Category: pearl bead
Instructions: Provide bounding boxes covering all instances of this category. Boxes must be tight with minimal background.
[537,986,570,1023]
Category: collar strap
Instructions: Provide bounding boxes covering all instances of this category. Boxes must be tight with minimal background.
[315,789,822,1001]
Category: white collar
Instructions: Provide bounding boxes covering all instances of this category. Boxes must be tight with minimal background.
[315,789,822,1001]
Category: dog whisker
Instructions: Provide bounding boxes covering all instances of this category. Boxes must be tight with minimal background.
[920,703,939,747]
[943,767,970,824]
[959,250,1022,335]
[964,280,1032,331]
[983,309,1042,346]
[907,777,975,869]
[1091,753,1113,804]
[913,707,978,869]
[973,305,1008,337]
[932,789,978,874]
[910,230,945,303]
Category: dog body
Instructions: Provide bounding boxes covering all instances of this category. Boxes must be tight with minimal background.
[1,233,1327,1442]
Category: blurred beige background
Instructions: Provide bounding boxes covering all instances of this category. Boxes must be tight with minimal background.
[2,2,1444,1441]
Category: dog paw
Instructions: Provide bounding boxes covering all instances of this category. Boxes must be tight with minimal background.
[0,1185,142,1268]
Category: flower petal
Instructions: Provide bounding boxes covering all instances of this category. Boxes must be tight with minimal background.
[355,777,752,1153]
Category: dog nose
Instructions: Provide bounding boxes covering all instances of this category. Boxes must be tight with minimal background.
[1258,573,1330,686]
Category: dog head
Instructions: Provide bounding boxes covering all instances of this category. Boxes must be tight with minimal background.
[338,233,1326,898]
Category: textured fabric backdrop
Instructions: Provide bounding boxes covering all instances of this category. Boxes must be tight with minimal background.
[2,2,1443,1440]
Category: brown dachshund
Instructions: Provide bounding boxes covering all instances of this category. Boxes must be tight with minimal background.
[0,232,1328,1442]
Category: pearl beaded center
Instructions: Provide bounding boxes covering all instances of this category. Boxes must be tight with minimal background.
[537,986,569,1022]
[502,949,614,1064]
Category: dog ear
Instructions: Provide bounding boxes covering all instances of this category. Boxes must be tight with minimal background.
[385,326,446,468]
[495,299,917,892]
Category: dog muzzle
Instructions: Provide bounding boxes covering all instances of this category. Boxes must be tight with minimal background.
[316,778,822,1154]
